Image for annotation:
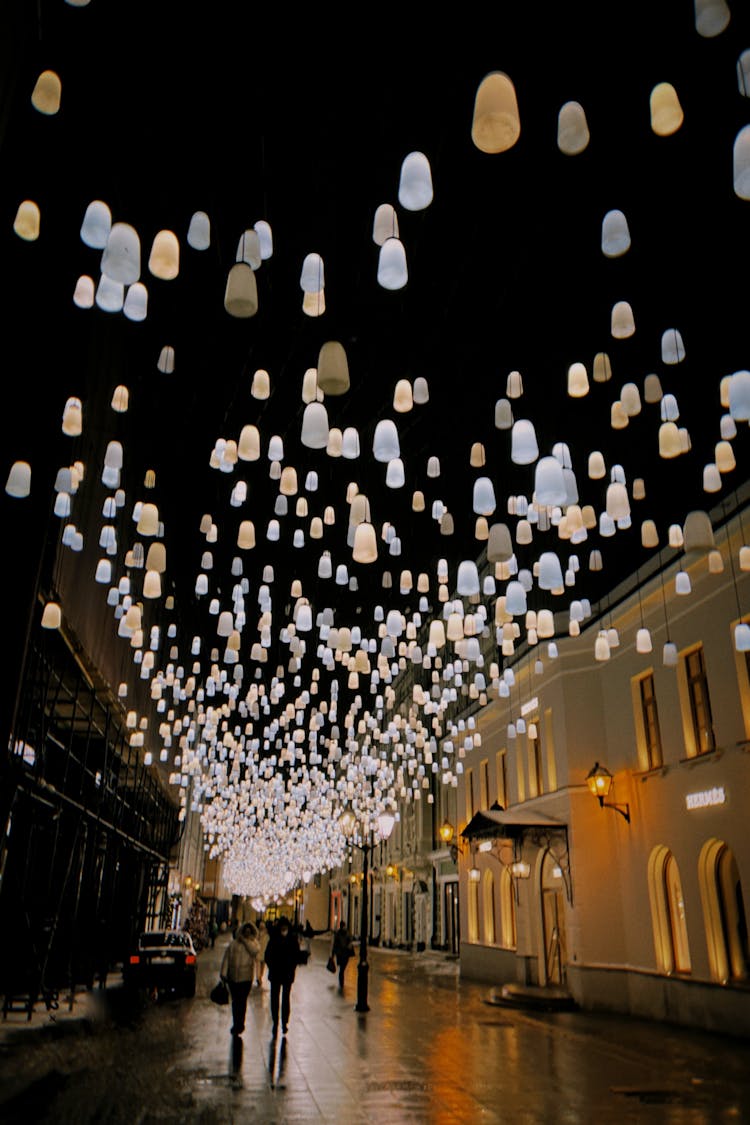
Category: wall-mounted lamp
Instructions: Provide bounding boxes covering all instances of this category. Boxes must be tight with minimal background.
[468,867,481,883]
[586,761,631,823]
[439,819,465,862]
[439,819,455,844]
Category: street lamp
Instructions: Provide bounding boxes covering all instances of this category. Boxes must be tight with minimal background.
[338,808,396,1013]
[586,761,631,823]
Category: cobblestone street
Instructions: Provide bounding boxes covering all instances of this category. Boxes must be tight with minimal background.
[1,936,748,1124]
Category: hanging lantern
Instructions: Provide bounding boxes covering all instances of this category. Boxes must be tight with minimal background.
[567,362,589,397]
[593,353,612,383]
[661,328,686,365]
[95,275,124,313]
[557,101,590,154]
[398,151,433,210]
[510,419,538,465]
[733,126,750,199]
[601,210,631,257]
[13,200,40,241]
[187,211,210,250]
[73,276,95,308]
[31,70,61,114]
[41,602,62,629]
[317,341,350,395]
[377,238,408,289]
[611,300,635,338]
[224,262,258,317]
[650,82,684,135]
[148,230,180,279]
[123,282,148,321]
[300,252,324,292]
[301,402,329,449]
[471,72,520,153]
[6,461,31,498]
[80,200,112,248]
[101,222,141,285]
[372,203,399,245]
[694,0,731,37]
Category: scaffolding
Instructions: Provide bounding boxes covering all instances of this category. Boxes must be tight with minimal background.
[0,624,180,1018]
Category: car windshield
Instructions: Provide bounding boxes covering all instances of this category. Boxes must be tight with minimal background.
[138,931,191,949]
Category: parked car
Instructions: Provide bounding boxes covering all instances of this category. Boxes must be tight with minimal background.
[124,929,197,997]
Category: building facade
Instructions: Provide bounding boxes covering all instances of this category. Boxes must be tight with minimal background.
[456,507,750,1036]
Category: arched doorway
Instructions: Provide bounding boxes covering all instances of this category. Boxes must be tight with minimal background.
[482,869,496,945]
[699,838,749,983]
[499,866,516,949]
[647,845,692,974]
[540,849,567,985]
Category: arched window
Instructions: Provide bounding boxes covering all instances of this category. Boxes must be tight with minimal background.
[648,845,691,974]
[499,866,517,949]
[699,838,749,983]
[467,875,479,943]
[482,869,496,945]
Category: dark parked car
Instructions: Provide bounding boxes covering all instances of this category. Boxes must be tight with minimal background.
[124,930,197,997]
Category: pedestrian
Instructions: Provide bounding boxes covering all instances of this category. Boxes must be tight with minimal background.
[255,919,270,987]
[209,917,219,948]
[264,916,301,1036]
[331,920,355,989]
[220,921,261,1038]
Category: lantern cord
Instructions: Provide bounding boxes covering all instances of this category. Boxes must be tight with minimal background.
[636,568,645,630]
[657,551,671,641]
[725,499,743,619]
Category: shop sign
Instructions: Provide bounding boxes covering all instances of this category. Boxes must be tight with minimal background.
[685,786,726,810]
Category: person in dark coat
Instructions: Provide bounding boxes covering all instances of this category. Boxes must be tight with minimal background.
[264,916,301,1035]
[331,920,355,989]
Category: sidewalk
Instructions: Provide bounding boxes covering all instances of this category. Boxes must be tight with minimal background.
[2,934,750,1123]
[0,939,460,1046]
[0,969,127,1045]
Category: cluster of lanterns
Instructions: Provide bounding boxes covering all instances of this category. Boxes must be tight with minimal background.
[5,2,750,899]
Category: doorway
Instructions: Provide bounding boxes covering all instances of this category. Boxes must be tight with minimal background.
[541,851,567,986]
[444,880,460,955]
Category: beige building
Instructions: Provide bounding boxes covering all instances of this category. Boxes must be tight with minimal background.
[456,506,750,1036]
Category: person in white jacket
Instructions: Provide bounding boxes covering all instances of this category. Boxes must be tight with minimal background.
[220,921,261,1036]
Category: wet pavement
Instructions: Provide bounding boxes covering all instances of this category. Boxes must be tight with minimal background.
[1,935,749,1123]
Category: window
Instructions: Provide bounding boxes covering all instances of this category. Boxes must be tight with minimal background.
[639,672,663,769]
[465,768,475,821]
[530,723,543,796]
[482,869,496,945]
[734,618,750,742]
[480,759,489,810]
[467,874,479,943]
[684,645,716,755]
[496,750,508,808]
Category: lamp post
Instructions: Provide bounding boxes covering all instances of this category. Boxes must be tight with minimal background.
[339,808,396,1013]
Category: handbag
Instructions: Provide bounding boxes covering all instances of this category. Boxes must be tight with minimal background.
[210,978,229,1005]
[326,955,336,973]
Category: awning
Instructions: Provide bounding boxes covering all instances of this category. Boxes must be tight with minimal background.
[461,807,565,840]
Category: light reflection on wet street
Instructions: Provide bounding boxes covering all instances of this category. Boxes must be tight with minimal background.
[1,936,749,1123]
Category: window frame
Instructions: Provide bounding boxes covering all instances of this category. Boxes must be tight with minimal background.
[681,644,716,757]
[639,670,663,770]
